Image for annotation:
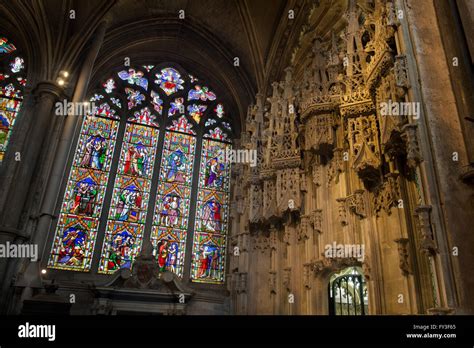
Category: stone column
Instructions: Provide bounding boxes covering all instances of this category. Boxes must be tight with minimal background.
[0,82,62,311]
[1,21,108,312]
[33,21,107,262]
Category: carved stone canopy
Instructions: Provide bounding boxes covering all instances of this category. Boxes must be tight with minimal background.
[310,257,363,279]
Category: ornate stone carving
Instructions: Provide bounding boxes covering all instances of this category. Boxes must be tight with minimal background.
[394,238,412,276]
[373,173,400,216]
[298,215,311,243]
[376,72,406,155]
[123,241,161,289]
[340,99,376,117]
[262,176,277,221]
[253,233,269,253]
[327,148,344,186]
[364,0,397,92]
[312,161,323,186]
[310,257,361,278]
[348,115,381,183]
[249,183,263,223]
[336,198,349,226]
[345,189,369,218]
[276,168,301,215]
[311,209,323,234]
[402,124,423,168]
[414,205,437,255]
[303,113,337,155]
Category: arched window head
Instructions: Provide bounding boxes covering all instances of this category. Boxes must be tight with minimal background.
[48,64,233,285]
[0,36,26,162]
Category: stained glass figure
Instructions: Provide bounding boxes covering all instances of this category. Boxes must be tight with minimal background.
[205,127,228,141]
[205,118,217,127]
[118,69,148,90]
[222,122,231,130]
[0,37,16,54]
[168,97,184,117]
[215,103,225,118]
[125,88,145,109]
[49,64,233,282]
[150,90,163,114]
[187,104,207,123]
[103,78,116,93]
[111,97,122,108]
[154,68,184,96]
[99,122,159,273]
[0,37,24,162]
[151,131,196,277]
[9,57,24,73]
[49,113,119,271]
[187,85,216,101]
[191,139,231,283]
[90,93,104,102]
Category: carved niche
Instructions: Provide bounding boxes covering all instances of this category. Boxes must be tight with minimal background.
[260,166,277,221]
[345,189,369,219]
[304,113,337,156]
[376,72,407,157]
[276,167,301,215]
[249,181,263,224]
[311,209,323,234]
[298,215,311,243]
[336,198,349,226]
[347,115,381,183]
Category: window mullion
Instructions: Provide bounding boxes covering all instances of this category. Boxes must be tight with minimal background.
[182,127,204,282]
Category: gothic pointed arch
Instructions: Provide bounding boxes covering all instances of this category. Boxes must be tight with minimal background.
[48,62,234,285]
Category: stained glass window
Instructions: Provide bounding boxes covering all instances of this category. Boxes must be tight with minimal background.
[48,108,120,271]
[49,64,233,284]
[98,116,159,274]
[191,138,231,283]
[0,36,25,163]
[151,127,196,277]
